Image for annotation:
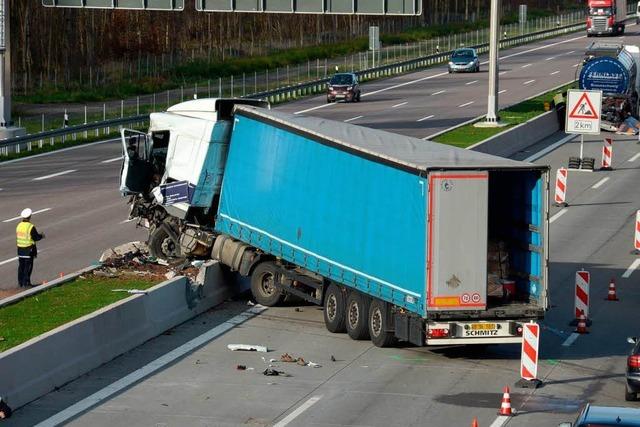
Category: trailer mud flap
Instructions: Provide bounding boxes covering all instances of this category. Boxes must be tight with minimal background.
[394,314,425,346]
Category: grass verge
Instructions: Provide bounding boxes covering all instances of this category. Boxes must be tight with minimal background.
[433,82,576,148]
[0,276,157,353]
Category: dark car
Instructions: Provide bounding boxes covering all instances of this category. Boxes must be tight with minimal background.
[626,336,640,401]
[326,73,361,103]
[559,404,640,427]
[448,48,480,73]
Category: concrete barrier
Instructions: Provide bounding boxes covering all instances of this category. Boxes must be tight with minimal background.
[0,261,244,409]
[470,110,561,158]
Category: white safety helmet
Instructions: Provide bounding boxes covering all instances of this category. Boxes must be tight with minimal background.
[20,208,32,219]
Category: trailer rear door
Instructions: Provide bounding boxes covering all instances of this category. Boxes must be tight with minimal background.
[427,171,488,311]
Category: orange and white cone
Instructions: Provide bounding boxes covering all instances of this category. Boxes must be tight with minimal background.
[498,386,513,416]
[471,417,479,427]
[575,313,589,334]
[606,278,619,301]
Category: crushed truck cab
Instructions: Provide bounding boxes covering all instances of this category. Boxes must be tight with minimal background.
[121,98,550,347]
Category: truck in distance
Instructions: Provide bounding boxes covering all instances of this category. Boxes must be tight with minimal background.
[120,99,550,348]
[587,0,627,36]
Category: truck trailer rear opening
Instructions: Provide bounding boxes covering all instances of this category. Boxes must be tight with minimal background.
[120,99,550,348]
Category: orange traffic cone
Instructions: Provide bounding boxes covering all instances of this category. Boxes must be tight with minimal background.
[471,417,479,427]
[606,278,619,301]
[575,313,588,334]
[498,386,513,416]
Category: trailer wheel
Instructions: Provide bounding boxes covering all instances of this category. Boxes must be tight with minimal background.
[250,262,284,307]
[368,300,397,348]
[346,292,371,340]
[148,224,182,261]
[323,284,346,333]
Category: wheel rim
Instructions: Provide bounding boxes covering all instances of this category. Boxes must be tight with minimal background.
[326,294,337,321]
[348,300,359,329]
[370,307,382,338]
[260,272,276,296]
[161,237,178,258]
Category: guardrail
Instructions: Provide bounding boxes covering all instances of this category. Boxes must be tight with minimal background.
[0,20,587,157]
[0,115,148,157]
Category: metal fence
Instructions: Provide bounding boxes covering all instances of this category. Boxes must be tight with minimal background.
[0,6,619,158]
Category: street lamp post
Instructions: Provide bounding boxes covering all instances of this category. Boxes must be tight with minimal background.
[0,0,24,139]
[476,0,505,128]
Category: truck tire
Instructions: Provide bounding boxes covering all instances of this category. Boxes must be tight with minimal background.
[323,284,346,333]
[368,299,396,348]
[148,224,182,261]
[250,262,284,307]
[346,292,371,340]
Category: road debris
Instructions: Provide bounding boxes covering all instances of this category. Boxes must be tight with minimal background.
[279,353,321,367]
[330,355,336,362]
[111,289,148,295]
[227,344,269,352]
[237,365,247,370]
[263,368,290,377]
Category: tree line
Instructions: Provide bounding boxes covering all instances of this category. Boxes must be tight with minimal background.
[11,0,579,92]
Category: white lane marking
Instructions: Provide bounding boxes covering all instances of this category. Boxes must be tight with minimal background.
[0,257,17,266]
[3,208,52,223]
[344,115,363,122]
[458,101,474,108]
[432,90,446,96]
[550,70,560,75]
[562,332,580,347]
[101,156,123,164]
[392,101,408,108]
[545,56,556,61]
[0,138,120,167]
[550,208,568,224]
[566,50,576,55]
[417,114,435,122]
[35,306,267,427]
[32,169,77,181]
[524,134,576,162]
[499,71,507,76]
[489,415,510,427]
[622,259,640,279]
[522,63,532,68]
[273,396,323,427]
[592,177,610,189]
[498,89,507,94]
[573,63,580,67]
[465,80,479,85]
[294,71,449,114]
[524,79,536,85]
[629,152,640,162]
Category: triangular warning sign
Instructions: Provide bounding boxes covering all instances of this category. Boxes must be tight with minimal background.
[569,93,599,119]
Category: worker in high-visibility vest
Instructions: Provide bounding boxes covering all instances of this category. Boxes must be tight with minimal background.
[16,208,45,288]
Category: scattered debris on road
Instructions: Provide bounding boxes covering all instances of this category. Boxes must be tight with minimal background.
[227,344,269,352]
[263,368,290,377]
[279,353,321,367]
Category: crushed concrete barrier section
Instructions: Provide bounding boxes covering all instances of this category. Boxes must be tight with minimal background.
[0,261,246,410]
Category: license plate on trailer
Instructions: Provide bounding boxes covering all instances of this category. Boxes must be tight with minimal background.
[471,323,496,330]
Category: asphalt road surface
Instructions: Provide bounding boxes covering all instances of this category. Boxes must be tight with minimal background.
[3,27,640,427]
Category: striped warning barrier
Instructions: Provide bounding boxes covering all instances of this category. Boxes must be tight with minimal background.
[554,167,568,207]
[520,323,540,385]
[575,270,590,321]
[634,210,640,254]
[601,138,612,170]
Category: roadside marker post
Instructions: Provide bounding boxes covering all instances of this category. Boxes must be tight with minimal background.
[633,210,640,255]
[600,138,613,170]
[554,167,568,207]
[571,270,591,326]
[516,322,541,389]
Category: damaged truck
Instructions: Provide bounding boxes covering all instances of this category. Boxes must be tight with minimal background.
[120,98,550,347]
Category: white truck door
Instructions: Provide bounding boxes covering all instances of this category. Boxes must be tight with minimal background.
[427,171,488,311]
[119,128,153,195]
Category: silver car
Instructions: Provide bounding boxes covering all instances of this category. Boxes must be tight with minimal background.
[448,48,480,73]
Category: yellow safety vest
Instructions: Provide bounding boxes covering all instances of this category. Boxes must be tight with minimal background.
[16,222,35,248]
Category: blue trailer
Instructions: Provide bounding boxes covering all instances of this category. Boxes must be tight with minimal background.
[121,99,549,347]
